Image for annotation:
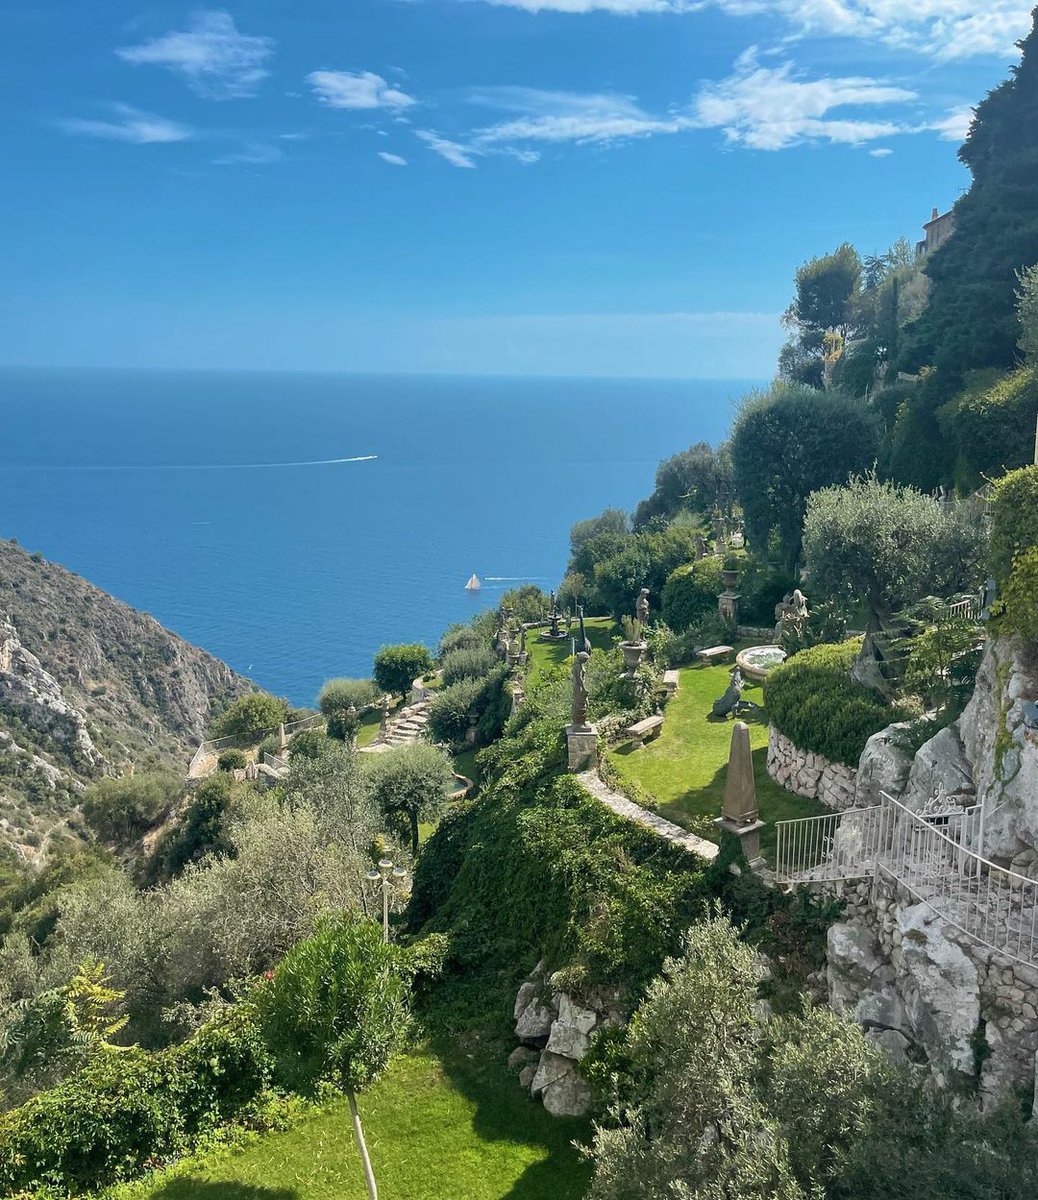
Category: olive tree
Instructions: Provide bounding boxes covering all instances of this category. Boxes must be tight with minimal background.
[256,918,409,1200]
[802,476,985,688]
[372,644,433,704]
[319,677,377,741]
[362,741,454,856]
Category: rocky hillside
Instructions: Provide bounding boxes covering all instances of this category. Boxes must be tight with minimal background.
[0,539,253,859]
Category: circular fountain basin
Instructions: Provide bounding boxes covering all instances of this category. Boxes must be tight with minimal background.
[736,644,787,681]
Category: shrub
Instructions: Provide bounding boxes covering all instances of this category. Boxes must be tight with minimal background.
[0,1006,273,1196]
[989,464,1038,584]
[210,693,289,741]
[441,645,498,688]
[82,772,181,846]
[736,557,790,626]
[373,643,433,702]
[498,584,551,626]
[319,677,377,740]
[426,667,510,748]
[765,640,900,767]
[143,773,233,883]
[289,728,332,760]
[993,547,1038,645]
[217,748,247,772]
[437,623,487,658]
[939,367,1038,487]
[661,559,723,632]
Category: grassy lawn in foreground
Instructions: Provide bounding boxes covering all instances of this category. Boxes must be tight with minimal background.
[108,1047,591,1200]
[606,656,826,860]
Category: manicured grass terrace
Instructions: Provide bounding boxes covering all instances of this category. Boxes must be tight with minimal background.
[107,1047,591,1200]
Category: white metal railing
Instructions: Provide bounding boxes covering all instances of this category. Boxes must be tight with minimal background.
[775,793,1038,968]
[877,794,1038,969]
[774,805,885,885]
[948,594,982,621]
[187,713,323,777]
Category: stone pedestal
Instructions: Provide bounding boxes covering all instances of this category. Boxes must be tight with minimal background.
[566,723,599,772]
[719,590,741,625]
[714,815,766,867]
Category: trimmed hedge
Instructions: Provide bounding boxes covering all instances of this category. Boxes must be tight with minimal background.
[940,367,1038,489]
[0,1007,272,1195]
[764,640,899,768]
[989,465,1038,585]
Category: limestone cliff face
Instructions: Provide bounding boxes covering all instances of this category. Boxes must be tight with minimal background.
[959,636,1038,866]
[0,539,253,857]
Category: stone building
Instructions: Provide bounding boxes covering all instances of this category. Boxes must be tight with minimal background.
[915,205,956,258]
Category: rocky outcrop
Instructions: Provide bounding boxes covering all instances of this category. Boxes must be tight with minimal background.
[509,960,625,1118]
[854,721,914,807]
[0,539,253,857]
[901,724,976,813]
[767,725,857,810]
[959,637,1038,867]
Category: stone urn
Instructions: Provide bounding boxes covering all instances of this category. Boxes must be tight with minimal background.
[620,640,648,674]
[722,568,740,590]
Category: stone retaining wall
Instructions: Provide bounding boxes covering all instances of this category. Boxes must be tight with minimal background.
[766,724,857,810]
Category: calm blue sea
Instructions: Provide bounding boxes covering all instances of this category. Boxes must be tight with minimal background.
[0,369,755,705]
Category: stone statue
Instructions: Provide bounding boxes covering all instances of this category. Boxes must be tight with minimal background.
[711,667,743,719]
[695,533,707,560]
[571,649,591,730]
[791,589,808,619]
[636,588,650,626]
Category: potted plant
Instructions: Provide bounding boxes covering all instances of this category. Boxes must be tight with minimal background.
[620,615,647,672]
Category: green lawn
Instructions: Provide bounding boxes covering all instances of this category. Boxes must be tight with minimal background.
[524,616,618,685]
[606,656,826,860]
[108,1047,591,1200]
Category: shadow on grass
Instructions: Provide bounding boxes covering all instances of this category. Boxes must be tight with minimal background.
[143,1184,298,1200]
[427,1034,593,1200]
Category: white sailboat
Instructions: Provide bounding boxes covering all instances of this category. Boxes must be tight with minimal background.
[465,573,481,591]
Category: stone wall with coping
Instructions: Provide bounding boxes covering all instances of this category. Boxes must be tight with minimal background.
[766,724,857,810]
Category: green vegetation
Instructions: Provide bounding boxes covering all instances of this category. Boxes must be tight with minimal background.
[82,771,182,846]
[661,558,723,631]
[730,383,881,568]
[586,913,1038,1200]
[362,742,455,856]
[606,657,826,856]
[216,748,247,772]
[211,693,289,742]
[319,678,378,741]
[632,442,733,529]
[109,1049,591,1200]
[939,366,1038,488]
[989,464,1038,584]
[257,919,410,1198]
[373,644,433,704]
[765,641,898,768]
[441,645,499,687]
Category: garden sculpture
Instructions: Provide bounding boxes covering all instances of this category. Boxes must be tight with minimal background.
[711,667,743,719]
[695,533,707,560]
[571,649,591,730]
[636,587,650,626]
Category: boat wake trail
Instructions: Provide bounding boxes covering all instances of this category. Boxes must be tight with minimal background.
[9,455,378,472]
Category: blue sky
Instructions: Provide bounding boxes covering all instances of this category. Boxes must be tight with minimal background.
[0,0,1031,377]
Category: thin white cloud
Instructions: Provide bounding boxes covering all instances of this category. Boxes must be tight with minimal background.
[929,103,975,141]
[308,70,415,111]
[116,11,274,100]
[416,130,479,167]
[213,142,283,165]
[378,151,409,165]
[473,87,686,144]
[57,104,193,144]
[869,146,894,156]
[470,0,1031,61]
[691,50,914,148]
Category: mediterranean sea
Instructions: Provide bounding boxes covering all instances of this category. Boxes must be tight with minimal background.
[0,368,756,704]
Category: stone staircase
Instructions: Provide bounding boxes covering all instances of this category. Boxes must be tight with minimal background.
[361,698,433,752]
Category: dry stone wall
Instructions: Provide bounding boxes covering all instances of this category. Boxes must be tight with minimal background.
[766,724,857,810]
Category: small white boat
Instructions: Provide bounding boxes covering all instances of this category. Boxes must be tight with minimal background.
[465,573,481,591]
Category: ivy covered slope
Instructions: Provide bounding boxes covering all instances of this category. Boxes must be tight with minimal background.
[0,539,253,854]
